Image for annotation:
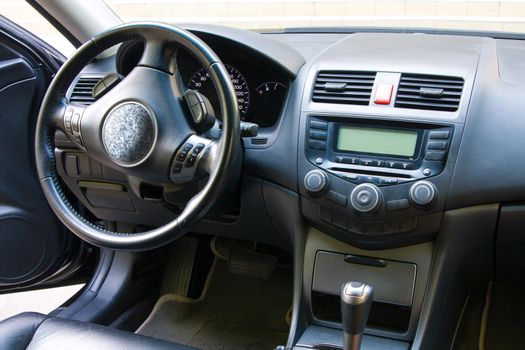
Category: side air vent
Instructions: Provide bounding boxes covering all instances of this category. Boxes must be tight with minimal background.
[251,138,268,145]
[312,71,376,105]
[69,76,102,105]
[395,74,464,112]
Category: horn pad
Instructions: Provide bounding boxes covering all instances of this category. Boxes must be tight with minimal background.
[102,102,156,166]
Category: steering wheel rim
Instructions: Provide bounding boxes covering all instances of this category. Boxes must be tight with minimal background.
[35,22,240,251]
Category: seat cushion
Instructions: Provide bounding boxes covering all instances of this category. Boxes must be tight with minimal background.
[0,312,195,350]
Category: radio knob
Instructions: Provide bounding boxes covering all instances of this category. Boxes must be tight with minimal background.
[409,181,437,206]
[350,183,382,213]
[304,170,328,195]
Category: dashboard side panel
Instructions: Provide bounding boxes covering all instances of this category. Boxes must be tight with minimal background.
[448,39,525,209]
[413,205,498,350]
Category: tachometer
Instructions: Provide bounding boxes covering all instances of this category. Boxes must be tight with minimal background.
[187,64,250,118]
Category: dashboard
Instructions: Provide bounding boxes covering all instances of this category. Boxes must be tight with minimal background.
[57,25,525,251]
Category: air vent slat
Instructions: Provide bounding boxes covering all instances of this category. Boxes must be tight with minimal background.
[312,70,376,106]
[395,73,464,112]
[69,76,102,106]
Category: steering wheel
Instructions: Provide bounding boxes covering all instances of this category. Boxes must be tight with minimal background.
[35,22,240,251]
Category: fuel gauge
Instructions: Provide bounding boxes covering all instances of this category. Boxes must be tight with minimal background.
[252,82,287,127]
[255,82,286,96]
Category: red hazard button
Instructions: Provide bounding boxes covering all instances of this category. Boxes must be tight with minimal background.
[374,83,393,105]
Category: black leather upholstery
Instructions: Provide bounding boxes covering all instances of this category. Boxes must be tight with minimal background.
[0,312,194,350]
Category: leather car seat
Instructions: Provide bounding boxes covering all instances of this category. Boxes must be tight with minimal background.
[0,312,194,350]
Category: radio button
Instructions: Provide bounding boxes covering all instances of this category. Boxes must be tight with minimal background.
[309,130,327,140]
[425,151,446,161]
[304,170,328,194]
[335,156,359,165]
[350,183,382,213]
[309,120,328,130]
[360,158,374,166]
[308,140,326,150]
[429,130,450,140]
[427,141,448,150]
[375,160,386,167]
[341,173,359,182]
[389,161,412,170]
[380,177,398,185]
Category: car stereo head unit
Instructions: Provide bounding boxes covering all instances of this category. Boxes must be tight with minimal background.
[306,116,453,186]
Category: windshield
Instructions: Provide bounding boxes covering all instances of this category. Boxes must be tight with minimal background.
[105,0,525,34]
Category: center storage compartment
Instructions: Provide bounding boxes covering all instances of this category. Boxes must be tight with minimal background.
[312,251,416,333]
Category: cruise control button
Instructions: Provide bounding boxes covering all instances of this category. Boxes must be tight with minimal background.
[185,154,197,167]
[193,143,205,154]
[171,163,183,174]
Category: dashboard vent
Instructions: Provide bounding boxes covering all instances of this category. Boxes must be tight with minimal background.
[395,74,464,112]
[69,76,102,105]
[312,71,376,105]
[251,138,268,145]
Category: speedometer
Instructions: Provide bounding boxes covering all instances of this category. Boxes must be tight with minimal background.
[187,64,250,118]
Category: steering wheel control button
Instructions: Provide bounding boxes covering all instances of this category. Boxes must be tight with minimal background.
[102,102,156,166]
[350,183,382,213]
[171,163,183,174]
[177,143,193,162]
[409,181,437,206]
[304,170,328,195]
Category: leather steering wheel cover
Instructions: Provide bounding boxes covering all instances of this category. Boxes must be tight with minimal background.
[35,22,240,251]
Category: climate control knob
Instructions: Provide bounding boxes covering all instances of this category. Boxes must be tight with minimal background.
[350,183,382,213]
[304,170,328,195]
[409,181,436,206]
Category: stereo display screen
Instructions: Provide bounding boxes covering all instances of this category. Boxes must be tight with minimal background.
[336,125,418,157]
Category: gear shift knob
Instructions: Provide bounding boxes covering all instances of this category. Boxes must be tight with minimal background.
[340,281,374,350]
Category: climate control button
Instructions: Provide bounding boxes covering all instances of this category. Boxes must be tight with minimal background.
[350,183,382,213]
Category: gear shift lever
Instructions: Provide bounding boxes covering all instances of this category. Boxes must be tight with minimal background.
[340,281,374,350]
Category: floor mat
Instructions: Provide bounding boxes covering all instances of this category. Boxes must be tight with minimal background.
[484,281,525,349]
[137,258,292,350]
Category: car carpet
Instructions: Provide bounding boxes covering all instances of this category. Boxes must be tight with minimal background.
[136,258,292,350]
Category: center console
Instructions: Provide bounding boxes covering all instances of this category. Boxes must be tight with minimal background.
[299,114,461,248]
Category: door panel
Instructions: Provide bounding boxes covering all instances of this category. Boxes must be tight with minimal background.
[0,19,91,290]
